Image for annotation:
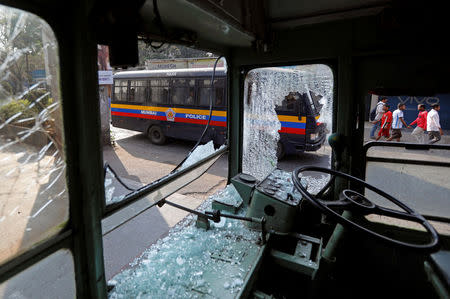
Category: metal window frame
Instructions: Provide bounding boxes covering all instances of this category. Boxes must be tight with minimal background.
[0,1,107,297]
[0,5,231,298]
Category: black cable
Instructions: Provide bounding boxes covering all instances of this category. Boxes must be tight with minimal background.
[104,163,137,192]
[104,55,223,202]
[171,55,223,173]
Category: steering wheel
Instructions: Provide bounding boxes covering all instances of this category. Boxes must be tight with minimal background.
[292,166,439,252]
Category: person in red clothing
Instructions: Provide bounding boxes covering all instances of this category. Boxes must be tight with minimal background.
[410,104,428,143]
[376,104,392,140]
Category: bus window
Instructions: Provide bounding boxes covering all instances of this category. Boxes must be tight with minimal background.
[215,86,225,107]
[129,84,135,102]
[0,4,69,267]
[114,79,128,101]
[149,79,169,104]
[129,80,147,103]
[198,78,225,107]
[171,79,195,105]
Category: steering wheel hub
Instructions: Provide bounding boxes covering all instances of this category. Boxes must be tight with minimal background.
[341,189,376,210]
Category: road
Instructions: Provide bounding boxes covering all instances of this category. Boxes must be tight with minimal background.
[106,126,331,181]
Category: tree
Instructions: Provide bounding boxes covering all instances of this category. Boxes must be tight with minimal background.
[137,41,211,65]
[0,9,44,99]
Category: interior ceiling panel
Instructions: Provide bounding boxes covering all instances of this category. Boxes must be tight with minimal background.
[267,0,391,28]
[136,0,395,48]
[139,0,255,47]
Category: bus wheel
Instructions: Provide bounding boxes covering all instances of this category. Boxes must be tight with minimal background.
[148,126,166,145]
[277,142,285,160]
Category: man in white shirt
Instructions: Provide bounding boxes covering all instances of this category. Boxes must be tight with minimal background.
[370,97,388,139]
[427,104,443,144]
[387,103,410,142]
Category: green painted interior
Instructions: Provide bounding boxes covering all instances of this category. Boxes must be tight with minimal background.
[0,1,449,298]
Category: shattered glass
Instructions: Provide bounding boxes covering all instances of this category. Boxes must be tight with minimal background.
[209,183,243,207]
[0,6,67,264]
[243,66,333,181]
[243,69,282,181]
[104,167,130,204]
[297,173,331,195]
[178,140,226,171]
[108,192,261,298]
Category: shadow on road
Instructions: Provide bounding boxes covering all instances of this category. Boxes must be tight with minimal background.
[103,143,143,183]
[112,133,229,178]
[116,134,193,166]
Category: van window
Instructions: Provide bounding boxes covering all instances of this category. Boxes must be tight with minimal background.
[279,92,301,113]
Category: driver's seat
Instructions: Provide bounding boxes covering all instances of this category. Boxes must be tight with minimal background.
[425,251,450,298]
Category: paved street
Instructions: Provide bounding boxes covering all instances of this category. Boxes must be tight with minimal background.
[363,121,450,144]
[0,140,68,265]
[106,126,331,181]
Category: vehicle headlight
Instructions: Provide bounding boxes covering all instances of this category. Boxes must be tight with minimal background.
[310,133,318,140]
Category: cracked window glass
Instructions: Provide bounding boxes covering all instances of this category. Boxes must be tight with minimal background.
[243,65,334,184]
[0,5,67,265]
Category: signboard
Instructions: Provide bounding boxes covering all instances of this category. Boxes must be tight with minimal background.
[188,58,224,69]
[31,69,46,81]
[146,60,187,70]
[98,70,113,85]
[145,57,225,70]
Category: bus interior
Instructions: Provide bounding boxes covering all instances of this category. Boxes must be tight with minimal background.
[0,0,450,298]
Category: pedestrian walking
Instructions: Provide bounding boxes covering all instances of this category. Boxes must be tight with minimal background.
[410,104,428,143]
[370,97,388,139]
[427,103,443,144]
[376,104,392,141]
[387,103,410,142]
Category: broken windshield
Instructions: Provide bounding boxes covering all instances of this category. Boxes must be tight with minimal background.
[243,65,333,181]
[0,5,68,265]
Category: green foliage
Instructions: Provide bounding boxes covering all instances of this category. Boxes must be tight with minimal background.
[0,91,53,123]
[0,9,46,97]
[0,99,38,122]
[22,88,52,106]
[138,42,211,63]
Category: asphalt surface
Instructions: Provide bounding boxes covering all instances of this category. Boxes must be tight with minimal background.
[107,126,332,180]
